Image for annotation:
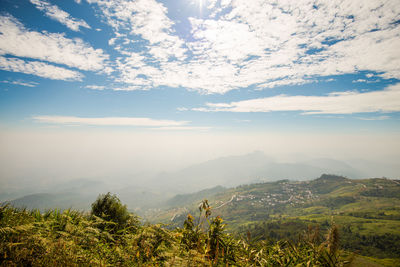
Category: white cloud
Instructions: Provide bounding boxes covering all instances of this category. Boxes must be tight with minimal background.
[88,0,186,60]
[33,116,190,127]
[74,0,81,4]
[356,116,390,121]
[188,18,266,63]
[256,78,314,89]
[0,56,83,81]
[84,85,105,90]
[1,79,39,87]
[196,83,400,114]
[112,86,149,91]
[87,0,400,94]
[352,79,367,83]
[30,0,91,31]
[0,15,108,72]
[155,126,211,131]
[352,79,379,84]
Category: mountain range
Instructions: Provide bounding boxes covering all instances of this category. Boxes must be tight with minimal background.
[0,151,381,212]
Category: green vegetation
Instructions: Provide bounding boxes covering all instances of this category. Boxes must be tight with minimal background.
[2,175,400,266]
[150,175,400,264]
[166,186,226,208]
[1,196,353,266]
[91,192,138,232]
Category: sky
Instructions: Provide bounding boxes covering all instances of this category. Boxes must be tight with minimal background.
[0,0,399,187]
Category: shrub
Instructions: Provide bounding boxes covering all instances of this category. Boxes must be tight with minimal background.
[91,192,135,232]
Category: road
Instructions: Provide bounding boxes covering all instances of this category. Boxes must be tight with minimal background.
[214,194,236,210]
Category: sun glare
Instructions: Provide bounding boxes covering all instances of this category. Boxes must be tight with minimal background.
[198,0,203,10]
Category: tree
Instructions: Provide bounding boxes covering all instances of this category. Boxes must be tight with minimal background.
[91,192,134,231]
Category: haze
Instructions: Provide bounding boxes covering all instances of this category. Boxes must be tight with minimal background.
[1,127,398,200]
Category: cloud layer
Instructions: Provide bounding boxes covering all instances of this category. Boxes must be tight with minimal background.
[195,83,400,114]
[30,0,91,31]
[1,79,39,87]
[88,0,400,93]
[33,116,190,127]
[0,14,108,80]
[0,56,83,81]
[1,0,399,94]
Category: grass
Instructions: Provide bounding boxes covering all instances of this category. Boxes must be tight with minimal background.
[347,255,400,267]
[1,203,352,266]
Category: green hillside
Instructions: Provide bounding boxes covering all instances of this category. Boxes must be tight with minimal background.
[149,175,400,261]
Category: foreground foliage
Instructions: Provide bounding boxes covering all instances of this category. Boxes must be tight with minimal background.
[0,197,349,266]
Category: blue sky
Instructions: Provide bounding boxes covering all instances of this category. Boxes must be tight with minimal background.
[0,0,399,182]
[0,0,399,130]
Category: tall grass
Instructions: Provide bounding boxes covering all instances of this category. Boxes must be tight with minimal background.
[1,201,348,266]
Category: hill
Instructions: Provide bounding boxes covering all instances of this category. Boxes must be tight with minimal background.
[6,192,98,211]
[2,152,367,212]
[148,152,365,193]
[150,175,400,260]
[4,178,169,213]
[166,185,226,207]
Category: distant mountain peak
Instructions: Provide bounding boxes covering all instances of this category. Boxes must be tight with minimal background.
[318,174,348,181]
